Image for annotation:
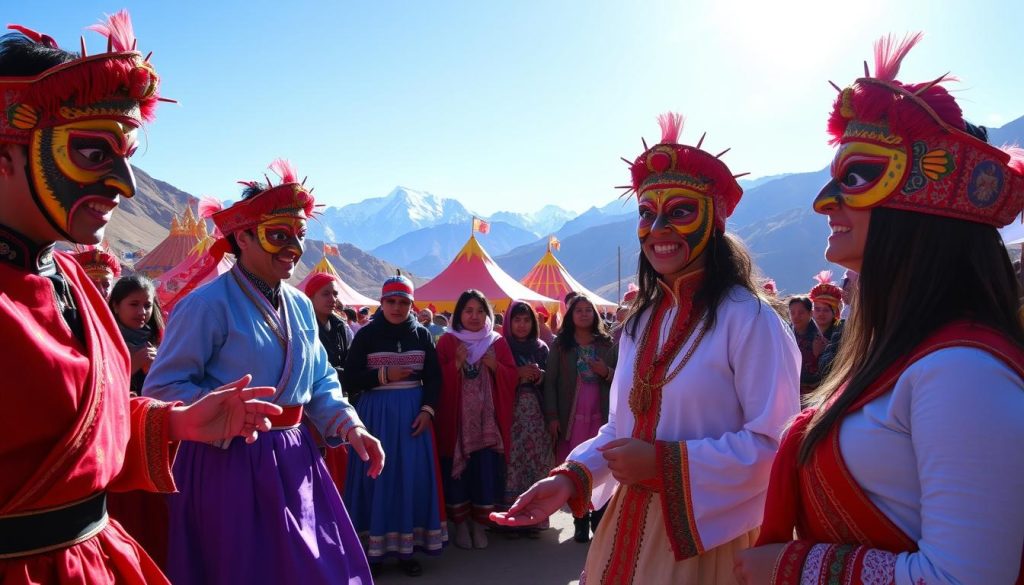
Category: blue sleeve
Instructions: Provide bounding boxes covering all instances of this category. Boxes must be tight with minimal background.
[141,293,225,404]
[297,299,361,447]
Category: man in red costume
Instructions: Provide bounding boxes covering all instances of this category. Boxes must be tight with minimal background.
[0,12,283,584]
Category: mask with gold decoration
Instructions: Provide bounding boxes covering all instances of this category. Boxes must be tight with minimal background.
[815,33,1024,227]
[0,11,169,242]
[622,113,745,267]
[203,159,317,261]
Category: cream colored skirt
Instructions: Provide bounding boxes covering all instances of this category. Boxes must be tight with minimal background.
[582,486,759,585]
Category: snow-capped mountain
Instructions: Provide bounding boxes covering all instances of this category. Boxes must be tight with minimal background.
[489,205,576,237]
[307,186,474,250]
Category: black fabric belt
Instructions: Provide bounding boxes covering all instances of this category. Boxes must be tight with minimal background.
[0,492,107,558]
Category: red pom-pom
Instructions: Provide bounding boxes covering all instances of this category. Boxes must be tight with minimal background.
[650,151,672,173]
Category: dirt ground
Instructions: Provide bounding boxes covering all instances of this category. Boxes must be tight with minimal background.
[374,511,588,585]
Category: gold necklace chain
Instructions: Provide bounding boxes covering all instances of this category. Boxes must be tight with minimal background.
[629,312,708,416]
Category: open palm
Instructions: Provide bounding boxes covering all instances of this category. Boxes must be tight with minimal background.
[490,475,573,527]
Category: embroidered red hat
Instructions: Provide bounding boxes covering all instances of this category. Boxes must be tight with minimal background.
[1,11,166,145]
[381,274,414,301]
[205,159,316,236]
[821,33,1024,227]
[623,113,745,230]
[809,270,843,316]
[72,248,121,279]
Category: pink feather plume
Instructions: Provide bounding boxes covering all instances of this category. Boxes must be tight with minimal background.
[813,270,833,285]
[197,196,224,219]
[1001,146,1024,176]
[268,158,298,184]
[86,10,136,53]
[872,32,922,81]
[626,283,639,293]
[657,112,684,144]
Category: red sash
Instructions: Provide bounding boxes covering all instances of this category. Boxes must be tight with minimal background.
[759,321,1024,554]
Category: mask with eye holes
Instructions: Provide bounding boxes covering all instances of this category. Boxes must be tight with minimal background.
[27,116,139,241]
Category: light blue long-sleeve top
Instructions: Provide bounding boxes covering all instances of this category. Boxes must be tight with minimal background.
[143,265,360,446]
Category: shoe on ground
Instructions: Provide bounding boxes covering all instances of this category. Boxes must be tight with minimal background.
[454,521,473,549]
[470,520,489,549]
[398,559,423,577]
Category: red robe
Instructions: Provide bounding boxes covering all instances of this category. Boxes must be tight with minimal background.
[0,253,176,585]
[434,333,518,464]
[758,321,1024,584]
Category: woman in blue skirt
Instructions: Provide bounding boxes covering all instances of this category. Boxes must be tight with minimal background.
[343,275,447,577]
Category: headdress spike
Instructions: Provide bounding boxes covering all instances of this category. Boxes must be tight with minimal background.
[732,172,751,179]
[80,35,87,57]
[695,131,707,149]
[863,60,871,78]
[828,80,842,92]
[714,147,731,159]
[620,157,633,166]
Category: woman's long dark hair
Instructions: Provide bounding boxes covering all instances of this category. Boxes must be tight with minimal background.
[625,229,778,337]
[799,208,1024,463]
[556,294,612,350]
[109,275,165,343]
[451,289,493,332]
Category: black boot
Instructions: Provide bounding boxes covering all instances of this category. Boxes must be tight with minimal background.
[573,514,591,543]
[590,505,605,535]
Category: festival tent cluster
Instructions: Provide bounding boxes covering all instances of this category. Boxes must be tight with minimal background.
[296,256,380,308]
[133,206,206,279]
[520,241,617,314]
[414,235,558,314]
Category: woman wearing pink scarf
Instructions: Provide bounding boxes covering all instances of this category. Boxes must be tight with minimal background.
[435,290,518,550]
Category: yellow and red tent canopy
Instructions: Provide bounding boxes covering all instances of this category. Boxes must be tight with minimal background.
[520,247,617,314]
[415,235,557,314]
[295,256,380,308]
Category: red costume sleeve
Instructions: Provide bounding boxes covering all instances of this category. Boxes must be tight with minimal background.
[433,333,462,459]
[490,338,519,464]
[108,397,178,494]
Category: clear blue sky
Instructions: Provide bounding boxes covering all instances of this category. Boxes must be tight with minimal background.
[8,1,1022,214]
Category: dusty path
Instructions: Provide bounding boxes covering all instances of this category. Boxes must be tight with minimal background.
[375,511,588,585]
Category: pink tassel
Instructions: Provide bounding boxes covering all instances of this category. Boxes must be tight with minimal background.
[657,112,684,144]
[198,196,223,219]
[86,10,136,53]
[872,32,923,81]
[268,158,298,184]
[813,270,833,285]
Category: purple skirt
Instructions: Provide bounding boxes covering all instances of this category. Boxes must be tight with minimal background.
[166,426,372,585]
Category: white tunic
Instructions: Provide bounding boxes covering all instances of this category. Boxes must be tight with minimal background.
[569,286,802,552]
[839,347,1024,585]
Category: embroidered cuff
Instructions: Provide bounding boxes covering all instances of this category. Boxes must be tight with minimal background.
[378,367,388,386]
[797,544,896,585]
[420,405,436,418]
[655,440,703,560]
[771,541,813,585]
[144,400,179,493]
[549,460,592,518]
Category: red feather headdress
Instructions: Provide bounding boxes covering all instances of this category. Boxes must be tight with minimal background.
[826,33,1023,227]
[808,270,843,315]
[622,112,745,230]
[210,159,317,236]
[1,10,167,144]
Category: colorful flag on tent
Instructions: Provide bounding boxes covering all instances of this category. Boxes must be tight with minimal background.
[323,243,340,256]
[472,217,490,235]
[548,235,560,251]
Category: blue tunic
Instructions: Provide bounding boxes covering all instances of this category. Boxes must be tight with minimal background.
[143,265,370,584]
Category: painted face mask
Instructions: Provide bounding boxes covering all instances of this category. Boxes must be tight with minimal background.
[637,187,714,265]
[256,217,306,257]
[27,117,139,239]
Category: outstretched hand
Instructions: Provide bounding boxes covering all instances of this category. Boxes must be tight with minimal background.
[348,426,386,479]
[490,474,574,527]
[167,374,281,444]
